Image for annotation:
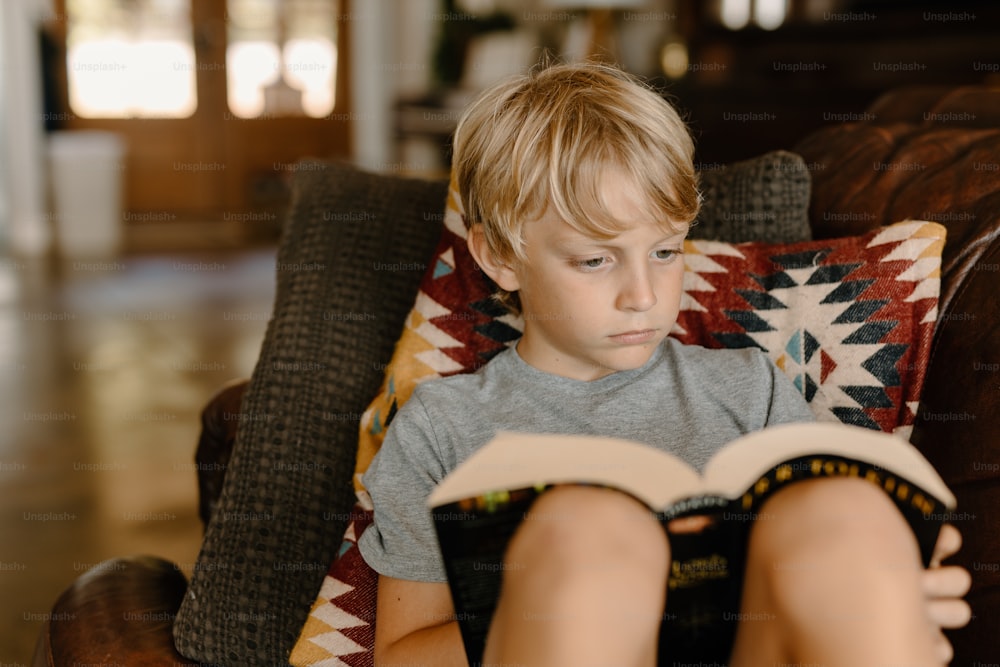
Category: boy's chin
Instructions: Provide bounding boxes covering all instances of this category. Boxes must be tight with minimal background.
[595,344,660,374]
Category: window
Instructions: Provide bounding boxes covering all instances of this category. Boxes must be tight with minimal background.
[64,0,339,120]
[718,0,789,30]
[66,0,197,118]
[226,0,338,118]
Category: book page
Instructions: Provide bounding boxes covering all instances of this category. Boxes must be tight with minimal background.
[427,431,703,510]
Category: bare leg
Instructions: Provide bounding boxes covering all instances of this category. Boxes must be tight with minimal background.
[730,476,944,667]
[482,485,669,667]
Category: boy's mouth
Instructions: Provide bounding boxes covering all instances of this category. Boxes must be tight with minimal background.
[608,329,658,345]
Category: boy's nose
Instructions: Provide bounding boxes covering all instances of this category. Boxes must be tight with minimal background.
[616,265,657,312]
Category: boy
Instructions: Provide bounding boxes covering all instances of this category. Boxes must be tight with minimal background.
[358,63,970,666]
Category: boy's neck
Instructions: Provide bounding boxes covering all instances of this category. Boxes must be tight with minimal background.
[512,338,666,382]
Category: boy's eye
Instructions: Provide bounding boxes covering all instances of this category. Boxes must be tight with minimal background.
[577,257,607,269]
[654,248,682,261]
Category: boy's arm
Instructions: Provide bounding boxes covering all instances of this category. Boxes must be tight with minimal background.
[373,575,468,667]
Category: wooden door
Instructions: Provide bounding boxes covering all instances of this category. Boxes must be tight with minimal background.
[45,0,350,233]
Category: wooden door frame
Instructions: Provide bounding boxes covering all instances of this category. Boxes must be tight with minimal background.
[43,0,352,232]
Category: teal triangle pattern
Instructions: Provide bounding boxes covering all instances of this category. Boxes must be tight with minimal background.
[786,330,803,363]
[433,259,453,279]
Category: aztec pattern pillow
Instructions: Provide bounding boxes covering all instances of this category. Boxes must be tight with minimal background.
[289,178,944,665]
[672,222,942,433]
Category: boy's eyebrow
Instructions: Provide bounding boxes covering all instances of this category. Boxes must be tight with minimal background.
[553,230,688,250]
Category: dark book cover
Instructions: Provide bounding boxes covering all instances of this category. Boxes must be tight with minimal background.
[428,427,954,665]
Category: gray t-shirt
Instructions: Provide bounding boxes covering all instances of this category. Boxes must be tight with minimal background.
[358,337,814,582]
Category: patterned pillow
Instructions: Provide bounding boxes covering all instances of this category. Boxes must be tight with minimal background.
[289,498,376,666]
[288,174,944,664]
[672,221,943,433]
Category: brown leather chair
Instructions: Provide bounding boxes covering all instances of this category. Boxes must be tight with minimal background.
[795,84,1000,666]
[33,85,1000,666]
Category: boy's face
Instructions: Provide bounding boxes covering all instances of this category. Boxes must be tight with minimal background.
[475,171,688,381]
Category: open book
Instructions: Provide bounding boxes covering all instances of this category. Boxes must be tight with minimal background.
[427,421,956,664]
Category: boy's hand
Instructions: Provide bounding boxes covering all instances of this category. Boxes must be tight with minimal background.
[923,523,972,662]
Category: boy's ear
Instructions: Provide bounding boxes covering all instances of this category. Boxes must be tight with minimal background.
[467,225,521,292]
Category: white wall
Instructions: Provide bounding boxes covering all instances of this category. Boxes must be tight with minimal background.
[347,0,676,173]
[348,0,439,173]
[0,0,53,256]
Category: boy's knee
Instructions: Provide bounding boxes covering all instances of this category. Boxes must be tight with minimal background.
[762,476,909,528]
[749,476,921,565]
[486,487,670,664]
[505,485,669,579]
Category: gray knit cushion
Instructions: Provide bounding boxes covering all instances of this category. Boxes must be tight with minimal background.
[173,161,446,666]
[693,150,813,243]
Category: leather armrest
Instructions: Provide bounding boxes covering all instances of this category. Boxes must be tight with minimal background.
[196,379,249,527]
[32,556,200,667]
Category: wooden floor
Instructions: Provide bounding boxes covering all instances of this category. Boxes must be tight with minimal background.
[0,244,277,664]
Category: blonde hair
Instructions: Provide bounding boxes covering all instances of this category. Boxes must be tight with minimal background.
[453,62,700,313]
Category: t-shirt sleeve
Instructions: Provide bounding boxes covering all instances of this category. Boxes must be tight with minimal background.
[357,395,450,582]
[763,353,816,425]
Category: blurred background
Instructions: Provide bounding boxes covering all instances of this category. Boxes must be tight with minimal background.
[0,0,997,663]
